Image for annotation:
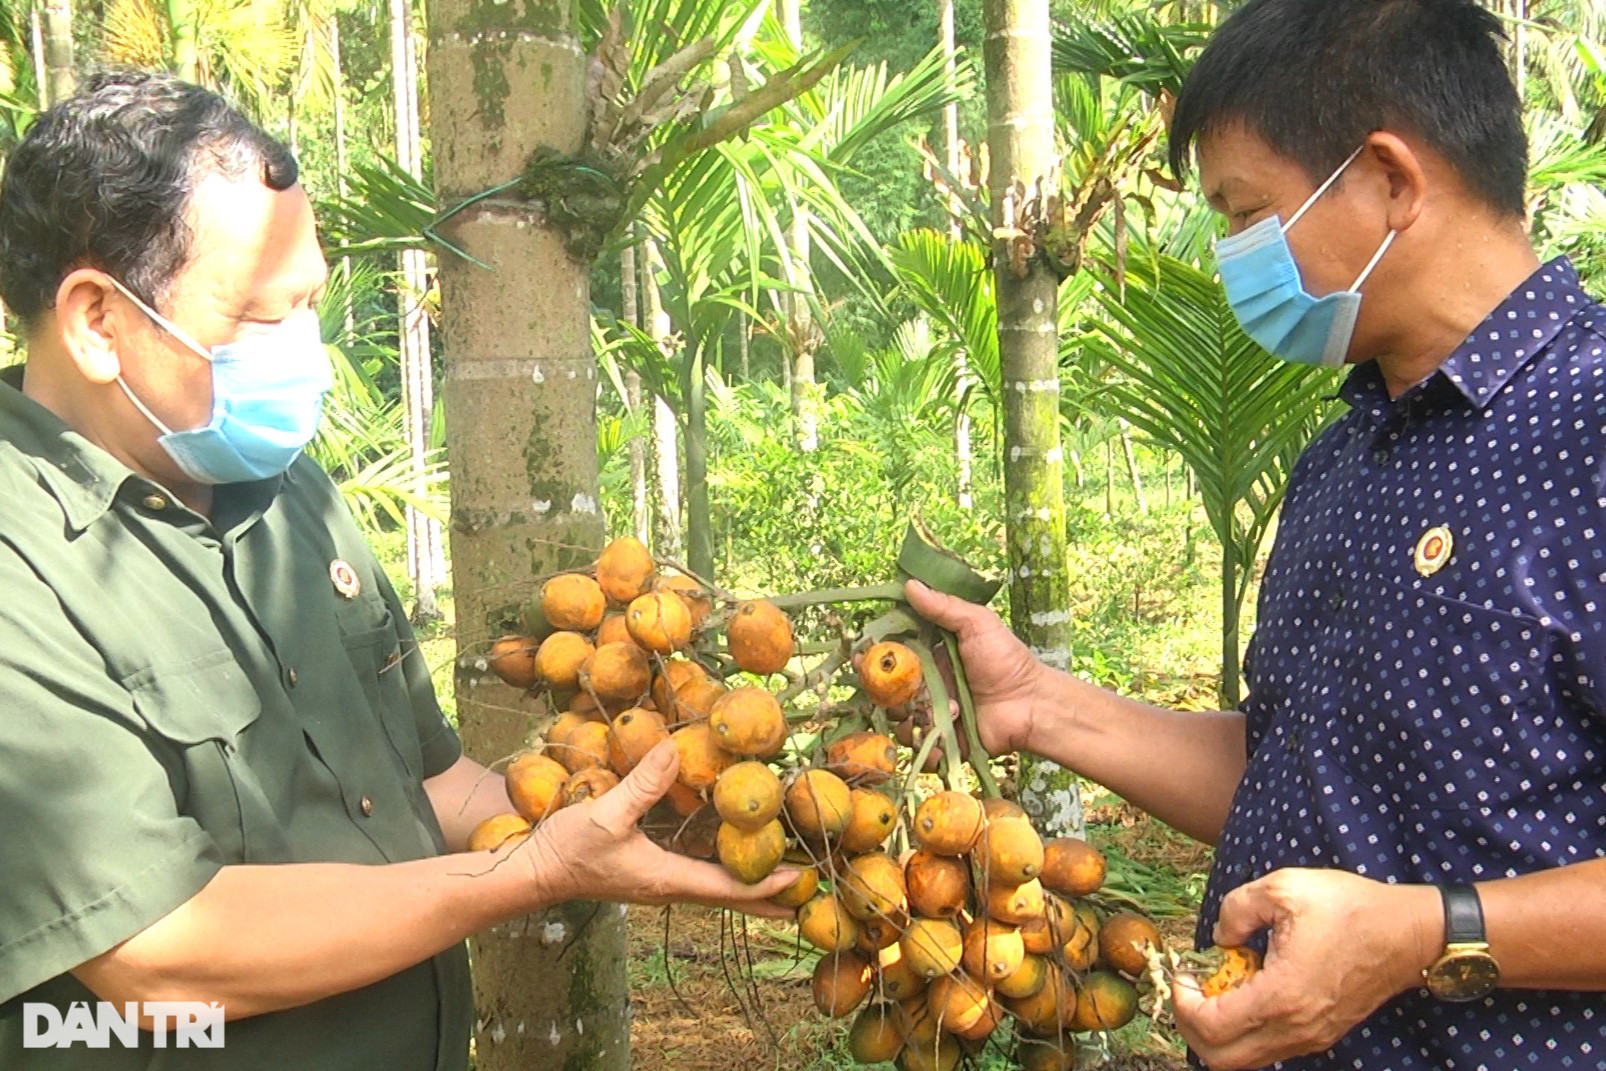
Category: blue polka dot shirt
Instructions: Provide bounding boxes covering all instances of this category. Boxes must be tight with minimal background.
[1198,258,1606,1069]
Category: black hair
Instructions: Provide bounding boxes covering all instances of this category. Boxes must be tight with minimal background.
[1169,0,1527,217]
[0,69,298,325]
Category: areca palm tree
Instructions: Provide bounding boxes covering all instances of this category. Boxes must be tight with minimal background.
[607,35,972,577]
[1084,254,1339,707]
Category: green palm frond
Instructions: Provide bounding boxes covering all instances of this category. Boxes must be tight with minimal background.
[1050,10,1210,94]
[889,229,999,413]
[786,44,977,165]
[319,156,436,257]
[1085,255,1340,704]
[309,370,445,530]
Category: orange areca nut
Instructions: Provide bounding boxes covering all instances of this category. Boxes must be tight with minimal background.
[467,813,532,853]
[626,591,693,655]
[486,635,539,689]
[534,631,595,690]
[595,537,656,605]
[709,686,787,758]
[540,573,607,632]
[580,641,652,703]
[860,641,923,707]
[726,599,794,675]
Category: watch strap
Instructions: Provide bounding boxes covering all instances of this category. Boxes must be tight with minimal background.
[1440,884,1486,945]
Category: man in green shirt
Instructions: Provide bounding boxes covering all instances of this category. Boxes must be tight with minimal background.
[0,71,790,1069]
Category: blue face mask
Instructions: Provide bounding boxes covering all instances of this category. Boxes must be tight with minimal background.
[1215,145,1397,367]
[108,278,334,485]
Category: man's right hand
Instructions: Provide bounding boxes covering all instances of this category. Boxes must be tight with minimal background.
[903,579,1047,755]
[516,741,798,917]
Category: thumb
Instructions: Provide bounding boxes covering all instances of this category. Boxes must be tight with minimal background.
[597,739,679,829]
[1213,873,1281,947]
[905,579,986,635]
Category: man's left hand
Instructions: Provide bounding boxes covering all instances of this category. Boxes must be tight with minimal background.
[1174,868,1443,1070]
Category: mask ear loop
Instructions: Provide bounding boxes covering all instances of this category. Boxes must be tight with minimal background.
[113,375,177,436]
[1350,230,1397,291]
[1284,143,1369,232]
[103,275,214,363]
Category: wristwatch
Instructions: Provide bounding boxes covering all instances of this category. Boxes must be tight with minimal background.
[1422,884,1501,1002]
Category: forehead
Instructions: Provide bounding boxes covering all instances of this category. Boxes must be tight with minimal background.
[176,171,326,301]
[1196,123,1314,200]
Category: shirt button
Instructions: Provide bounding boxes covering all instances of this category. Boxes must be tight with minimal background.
[1372,447,1389,465]
[287,668,299,688]
[1329,591,1343,611]
[141,493,169,511]
[360,795,374,817]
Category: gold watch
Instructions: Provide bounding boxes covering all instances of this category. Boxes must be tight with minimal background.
[1422,884,1500,1002]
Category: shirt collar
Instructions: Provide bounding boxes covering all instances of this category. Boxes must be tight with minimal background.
[1339,256,1587,414]
[0,365,137,533]
[0,364,282,534]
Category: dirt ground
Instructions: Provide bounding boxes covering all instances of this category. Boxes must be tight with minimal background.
[626,807,1207,1071]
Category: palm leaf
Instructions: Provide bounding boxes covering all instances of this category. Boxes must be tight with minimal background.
[1050,11,1210,94]
[1085,254,1340,704]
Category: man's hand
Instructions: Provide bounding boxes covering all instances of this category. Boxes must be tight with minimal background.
[903,579,1044,755]
[517,740,798,917]
[1174,868,1443,1070]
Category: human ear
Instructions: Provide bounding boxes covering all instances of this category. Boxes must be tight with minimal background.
[1364,132,1427,234]
[54,269,126,385]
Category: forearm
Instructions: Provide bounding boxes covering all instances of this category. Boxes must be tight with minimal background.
[76,848,545,1021]
[425,754,519,852]
[1477,859,1606,990]
[1027,669,1248,844]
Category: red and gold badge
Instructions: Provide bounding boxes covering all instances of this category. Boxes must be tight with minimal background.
[330,559,362,599]
[1414,526,1454,578]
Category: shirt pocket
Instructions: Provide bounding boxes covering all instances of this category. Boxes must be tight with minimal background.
[124,649,262,861]
[1326,589,1578,812]
[336,593,425,780]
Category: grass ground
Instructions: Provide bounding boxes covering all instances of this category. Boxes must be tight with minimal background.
[370,470,1233,1068]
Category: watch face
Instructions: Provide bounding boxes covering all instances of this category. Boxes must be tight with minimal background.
[1427,951,1501,1002]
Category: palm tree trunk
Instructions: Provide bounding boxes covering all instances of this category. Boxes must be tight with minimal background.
[166,0,199,82]
[1120,422,1146,513]
[1221,541,1242,708]
[685,343,713,577]
[391,0,442,622]
[642,239,684,559]
[984,0,1082,838]
[426,0,629,1065]
[28,8,46,107]
[40,0,74,106]
[1105,437,1114,516]
[622,241,649,543]
[776,0,817,453]
[330,19,355,335]
[940,0,973,511]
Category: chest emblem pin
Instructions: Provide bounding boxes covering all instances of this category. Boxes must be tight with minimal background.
[1414,526,1454,577]
[330,559,362,599]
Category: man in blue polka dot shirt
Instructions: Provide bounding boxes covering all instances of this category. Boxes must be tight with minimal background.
[910,0,1606,1067]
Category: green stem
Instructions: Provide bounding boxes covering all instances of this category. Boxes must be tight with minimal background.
[915,640,965,793]
[764,582,907,612]
[777,649,847,704]
[943,629,1000,798]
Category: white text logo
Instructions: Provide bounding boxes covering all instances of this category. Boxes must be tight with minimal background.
[22,1002,225,1048]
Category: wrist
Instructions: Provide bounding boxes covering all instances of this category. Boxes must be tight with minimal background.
[1392,883,1446,994]
[506,825,570,912]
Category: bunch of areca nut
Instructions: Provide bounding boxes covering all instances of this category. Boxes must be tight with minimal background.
[471,525,1258,1069]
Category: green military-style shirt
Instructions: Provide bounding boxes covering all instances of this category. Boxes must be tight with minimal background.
[0,367,473,1068]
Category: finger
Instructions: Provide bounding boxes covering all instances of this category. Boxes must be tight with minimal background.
[904,579,989,636]
[1214,874,1281,947]
[658,857,799,909]
[595,740,679,830]
[1173,974,1252,1058]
